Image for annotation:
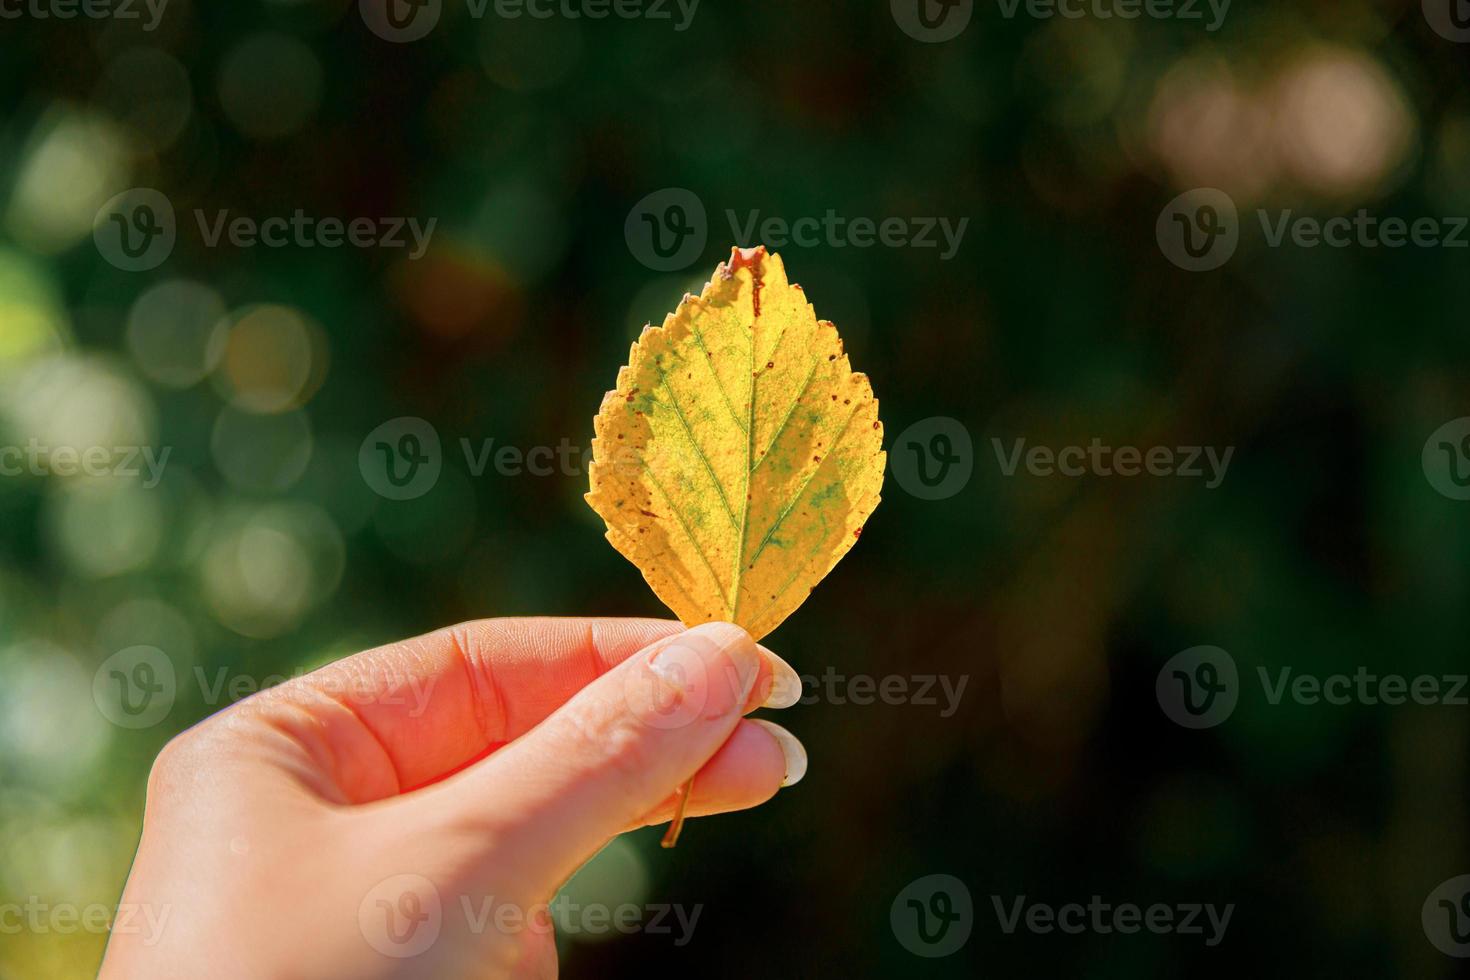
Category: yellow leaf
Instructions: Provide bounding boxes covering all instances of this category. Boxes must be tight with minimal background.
[586,246,885,642]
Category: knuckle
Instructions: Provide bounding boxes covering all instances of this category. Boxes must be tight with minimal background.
[565,699,657,790]
[145,728,205,800]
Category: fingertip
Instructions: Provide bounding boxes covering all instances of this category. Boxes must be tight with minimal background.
[632,718,791,829]
[758,647,802,709]
[748,719,807,787]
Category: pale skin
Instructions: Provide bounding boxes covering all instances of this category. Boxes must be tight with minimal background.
[99,619,806,979]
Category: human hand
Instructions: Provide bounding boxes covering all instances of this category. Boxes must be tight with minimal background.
[99,618,805,979]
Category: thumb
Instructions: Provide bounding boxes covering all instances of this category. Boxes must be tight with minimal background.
[437,621,765,892]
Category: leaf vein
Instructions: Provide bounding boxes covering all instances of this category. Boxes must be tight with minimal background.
[746,449,870,631]
[636,455,731,613]
[687,319,748,435]
[656,369,740,534]
[752,354,822,474]
[746,400,865,569]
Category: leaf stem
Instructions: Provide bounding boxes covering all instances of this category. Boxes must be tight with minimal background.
[660,776,695,848]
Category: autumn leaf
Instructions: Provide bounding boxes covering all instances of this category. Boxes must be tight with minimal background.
[586,246,885,643]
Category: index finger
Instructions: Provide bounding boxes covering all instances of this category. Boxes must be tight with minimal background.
[225,617,794,802]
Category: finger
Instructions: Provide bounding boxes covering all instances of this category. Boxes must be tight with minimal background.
[217,617,799,802]
[433,622,765,892]
[628,718,807,831]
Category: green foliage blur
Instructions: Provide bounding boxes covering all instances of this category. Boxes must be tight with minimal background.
[3,0,1470,976]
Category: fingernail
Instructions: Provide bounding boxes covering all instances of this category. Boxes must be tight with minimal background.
[749,719,808,787]
[758,646,802,709]
[650,622,759,708]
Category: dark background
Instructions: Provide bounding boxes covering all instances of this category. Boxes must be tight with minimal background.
[2,0,1470,976]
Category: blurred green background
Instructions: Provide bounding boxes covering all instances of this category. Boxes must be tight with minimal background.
[3,0,1470,976]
